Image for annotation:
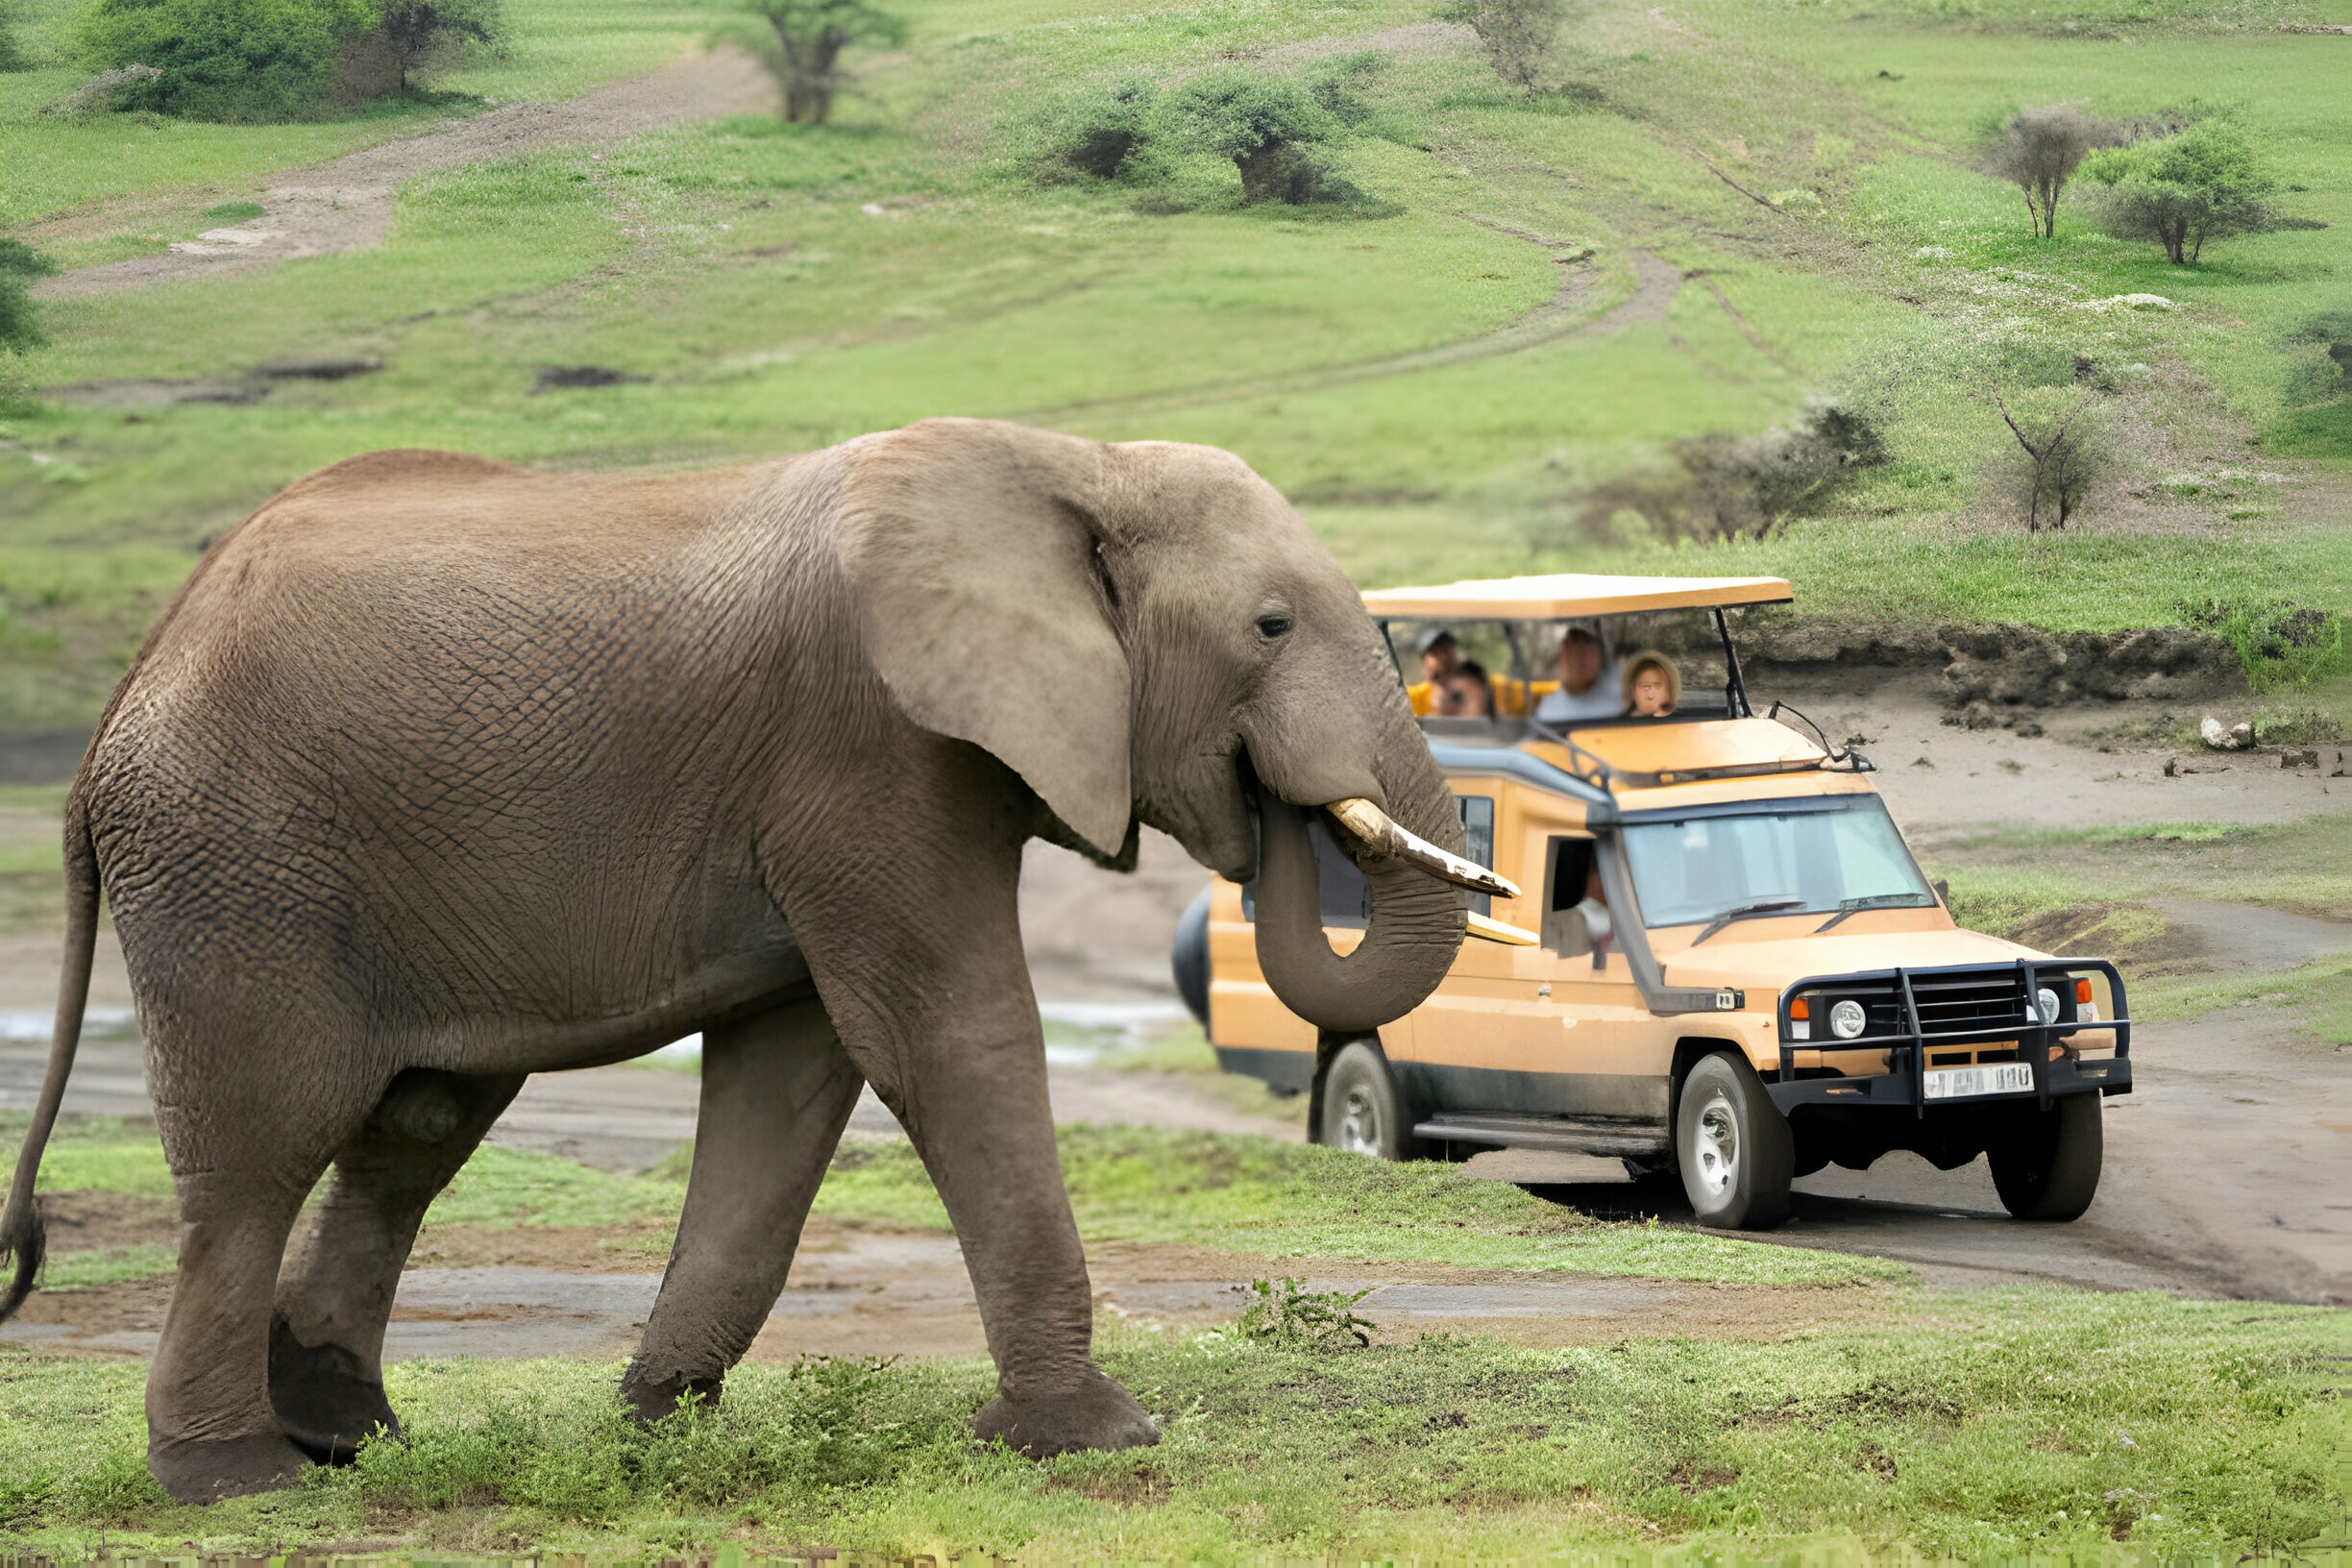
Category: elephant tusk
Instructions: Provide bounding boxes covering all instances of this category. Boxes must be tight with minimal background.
[1324,797,1522,900]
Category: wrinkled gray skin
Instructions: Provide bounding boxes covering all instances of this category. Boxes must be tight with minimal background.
[0,419,1466,1505]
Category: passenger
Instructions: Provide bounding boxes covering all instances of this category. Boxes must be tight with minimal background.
[1532,626,1621,725]
[1418,628,1462,684]
[1545,864,1615,958]
[1433,659,1494,719]
[1623,651,1680,718]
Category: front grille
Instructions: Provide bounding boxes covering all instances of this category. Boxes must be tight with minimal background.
[1910,974,2028,1032]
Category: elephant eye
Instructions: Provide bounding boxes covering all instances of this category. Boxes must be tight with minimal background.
[1256,615,1294,639]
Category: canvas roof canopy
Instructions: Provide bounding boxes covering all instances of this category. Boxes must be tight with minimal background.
[1360,573,1794,621]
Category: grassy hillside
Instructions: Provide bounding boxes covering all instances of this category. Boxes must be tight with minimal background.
[1,0,2348,732]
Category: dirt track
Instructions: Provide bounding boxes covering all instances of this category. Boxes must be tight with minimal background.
[30,49,777,301]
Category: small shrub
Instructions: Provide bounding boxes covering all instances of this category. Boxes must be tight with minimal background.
[1988,387,2106,531]
[1235,1276,1377,1349]
[73,0,379,120]
[0,1,28,70]
[1570,402,1886,543]
[1158,70,1340,206]
[1307,49,1388,126]
[1442,0,1580,95]
[2178,598,2348,693]
[1045,79,1159,182]
[2079,119,2284,264]
[0,237,57,357]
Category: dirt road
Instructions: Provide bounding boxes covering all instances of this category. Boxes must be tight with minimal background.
[31,49,777,301]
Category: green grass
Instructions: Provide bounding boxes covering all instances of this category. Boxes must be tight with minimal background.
[4,0,2351,733]
[819,1126,1905,1285]
[0,1289,2340,1557]
[3,1115,1897,1289]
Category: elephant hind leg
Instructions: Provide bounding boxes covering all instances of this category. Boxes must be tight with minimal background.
[146,1061,376,1504]
[270,1068,525,1461]
[622,995,862,1423]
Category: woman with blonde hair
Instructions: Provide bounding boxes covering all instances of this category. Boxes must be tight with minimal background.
[1622,650,1680,718]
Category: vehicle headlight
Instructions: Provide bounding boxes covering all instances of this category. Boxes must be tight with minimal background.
[1829,999,1868,1040]
[2036,987,2062,1025]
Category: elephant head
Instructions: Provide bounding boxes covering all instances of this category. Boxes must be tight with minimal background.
[832,418,1488,1032]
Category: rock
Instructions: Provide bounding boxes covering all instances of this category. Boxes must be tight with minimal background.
[2282,748,2319,769]
[2200,717,2253,750]
[2013,721,2044,738]
[1911,756,1933,769]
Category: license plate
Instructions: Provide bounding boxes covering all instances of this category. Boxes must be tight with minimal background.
[1924,1062,2035,1099]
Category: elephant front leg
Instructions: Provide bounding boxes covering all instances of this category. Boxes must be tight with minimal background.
[622,994,864,1422]
[796,865,1158,1458]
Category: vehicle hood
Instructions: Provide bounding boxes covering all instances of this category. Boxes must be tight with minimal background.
[1656,922,2048,994]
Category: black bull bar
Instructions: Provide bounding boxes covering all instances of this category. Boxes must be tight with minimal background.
[1766,958,2133,1117]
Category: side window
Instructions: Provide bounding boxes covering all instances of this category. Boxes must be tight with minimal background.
[1541,834,1598,955]
[1458,795,1495,918]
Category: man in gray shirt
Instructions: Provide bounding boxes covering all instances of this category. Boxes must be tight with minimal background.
[1534,626,1621,725]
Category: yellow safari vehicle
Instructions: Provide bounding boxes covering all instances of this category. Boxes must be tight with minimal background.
[1170,573,2131,1229]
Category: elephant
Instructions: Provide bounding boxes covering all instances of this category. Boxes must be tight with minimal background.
[0,418,1485,1505]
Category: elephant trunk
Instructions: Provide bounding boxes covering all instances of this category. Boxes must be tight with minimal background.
[1251,785,1478,1036]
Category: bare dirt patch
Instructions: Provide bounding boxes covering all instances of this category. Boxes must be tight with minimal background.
[33,1188,177,1254]
[406,1221,673,1272]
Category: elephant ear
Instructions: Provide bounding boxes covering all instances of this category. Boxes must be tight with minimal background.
[835,420,1133,860]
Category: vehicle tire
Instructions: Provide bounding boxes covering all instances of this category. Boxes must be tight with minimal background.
[1675,1052,1795,1230]
[1318,1041,1426,1161]
[1987,1093,2102,1221]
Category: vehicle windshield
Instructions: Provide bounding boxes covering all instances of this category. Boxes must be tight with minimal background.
[1620,796,1936,929]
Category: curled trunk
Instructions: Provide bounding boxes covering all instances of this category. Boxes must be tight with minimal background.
[1251,787,1465,1035]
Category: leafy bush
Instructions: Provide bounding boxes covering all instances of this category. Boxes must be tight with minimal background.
[73,0,379,120]
[1157,70,1343,206]
[1571,402,1888,543]
[1044,79,1160,181]
[1233,1276,1376,1349]
[1306,49,1389,127]
[2178,598,2348,692]
[1441,0,1582,95]
[0,238,57,358]
[2079,119,2283,264]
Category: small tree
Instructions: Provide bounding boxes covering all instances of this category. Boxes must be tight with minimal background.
[1992,389,2101,531]
[1159,70,1341,205]
[722,0,905,125]
[1982,105,2113,238]
[2079,120,2280,264]
[373,0,502,92]
[0,237,58,357]
[1443,0,1575,95]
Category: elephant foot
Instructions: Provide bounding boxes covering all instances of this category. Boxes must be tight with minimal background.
[973,1366,1159,1458]
[619,1361,724,1426]
[268,1317,399,1462]
[148,1431,308,1504]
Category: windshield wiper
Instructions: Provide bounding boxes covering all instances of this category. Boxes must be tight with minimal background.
[1814,893,1937,933]
[1689,897,1806,946]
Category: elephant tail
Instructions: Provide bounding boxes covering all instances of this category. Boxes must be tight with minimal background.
[0,796,100,1322]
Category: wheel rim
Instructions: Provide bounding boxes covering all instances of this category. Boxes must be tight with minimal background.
[1692,1091,1739,1199]
[1335,1084,1382,1154]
